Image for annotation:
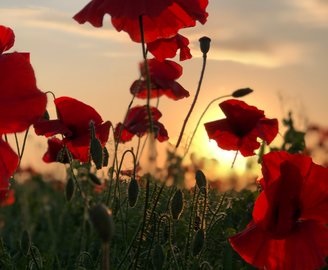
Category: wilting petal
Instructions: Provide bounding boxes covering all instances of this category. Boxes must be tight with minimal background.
[0,53,47,133]
[0,25,15,54]
[0,139,19,202]
[147,34,192,61]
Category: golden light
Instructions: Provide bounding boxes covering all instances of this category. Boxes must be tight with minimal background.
[206,139,247,174]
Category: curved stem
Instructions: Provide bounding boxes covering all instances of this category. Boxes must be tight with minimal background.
[175,54,208,149]
[183,94,232,159]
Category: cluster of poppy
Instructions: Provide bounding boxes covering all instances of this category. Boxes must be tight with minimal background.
[74,0,209,143]
[0,25,47,203]
[204,100,328,269]
[34,97,110,163]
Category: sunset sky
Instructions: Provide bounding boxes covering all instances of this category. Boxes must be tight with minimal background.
[1,0,327,176]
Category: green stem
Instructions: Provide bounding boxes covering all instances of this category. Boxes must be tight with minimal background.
[175,53,208,149]
[183,94,232,159]
[139,15,153,134]
[133,174,150,268]
[102,242,110,270]
[14,133,21,159]
[30,246,41,270]
[106,95,135,206]
[184,186,197,265]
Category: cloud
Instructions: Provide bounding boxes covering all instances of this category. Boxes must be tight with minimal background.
[287,0,328,26]
[0,7,129,43]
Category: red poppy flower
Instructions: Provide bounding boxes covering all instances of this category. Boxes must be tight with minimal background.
[0,139,19,202]
[147,34,192,61]
[0,25,47,134]
[115,105,168,143]
[34,97,110,162]
[204,99,278,156]
[130,59,189,100]
[74,0,208,42]
[229,151,328,270]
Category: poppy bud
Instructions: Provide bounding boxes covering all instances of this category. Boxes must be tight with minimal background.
[152,244,165,270]
[199,36,211,54]
[232,88,253,98]
[128,177,139,207]
[90,137,103,170]
[192,229,205,256]
[89,204,115,243]
[170,189,184,220]
[65,177,75,201]
[195,170,207,193]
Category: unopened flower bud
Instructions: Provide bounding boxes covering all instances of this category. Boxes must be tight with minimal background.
[170,189,184,220]
[199,36,211,54]
[232,88,253,98]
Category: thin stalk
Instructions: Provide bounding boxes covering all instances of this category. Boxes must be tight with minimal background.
[184,186,197,264]
[133,174,150,268]
[207,192,227,232]
[14,133,21,158]
[102,243,110,270]
[106,95,135,206]
[175,53,208,149]
[19,128,30,162]
[183,94,232,159]
[30,246,41,270]
[139,15,153,134]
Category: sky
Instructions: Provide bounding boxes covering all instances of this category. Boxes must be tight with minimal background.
[1,0,328,177]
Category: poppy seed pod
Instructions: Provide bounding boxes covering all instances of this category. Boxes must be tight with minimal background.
[199,36,211,54]
[89,204,115,243]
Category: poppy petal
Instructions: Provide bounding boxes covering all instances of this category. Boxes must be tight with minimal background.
[34,119,72,138]
[230,220,328,270]
[0,139,19,202]
[0,25,15,54]
[147,34,192,61]
[55,97,103,134]
[0,53,47,133]
[111,3,195,42]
